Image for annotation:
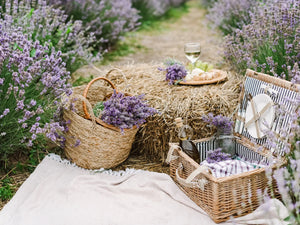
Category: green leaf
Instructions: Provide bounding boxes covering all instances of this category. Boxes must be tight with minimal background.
[66,26,72,35]
[13,43,23,52]
[27,8,34,19]
[93,101,105,117]
[174,80,182,85]
[57,30,63,36]
[30,49,36,57]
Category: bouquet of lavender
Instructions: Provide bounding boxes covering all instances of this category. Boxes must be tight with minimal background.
[206,148,231,163]
[159,59,187,85]
[100,91,157,131]
[202,113,234,134]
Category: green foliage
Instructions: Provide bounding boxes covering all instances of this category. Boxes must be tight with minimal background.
[101,38,144,65]
[0,177,14,201]
[219,12,250,36]
[198,0,217,9]
[93,102,104,117]
[72,75,94,87]
[253,38,296,80]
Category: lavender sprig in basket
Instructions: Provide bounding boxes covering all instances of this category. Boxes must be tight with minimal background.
[202,113,235,157]
[100,91,158,132]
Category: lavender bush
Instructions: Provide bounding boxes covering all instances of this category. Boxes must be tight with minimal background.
[0,21,72,162]
[0,0,96,73]
[48,0,140,51]
[207,0,258,35]
[199,0,217,9]
[224,0,300,80]
[206,148,231,163]
[264,67,300,224]
[101,91,157,131]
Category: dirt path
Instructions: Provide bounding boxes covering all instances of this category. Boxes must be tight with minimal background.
[73,2,225,79]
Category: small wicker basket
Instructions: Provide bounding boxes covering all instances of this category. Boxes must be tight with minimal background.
[167,69,299,223]
[63,69,138,169]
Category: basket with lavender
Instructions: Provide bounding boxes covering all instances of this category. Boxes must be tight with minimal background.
[63,69,157,169]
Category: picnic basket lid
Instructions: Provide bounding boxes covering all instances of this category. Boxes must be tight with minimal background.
[234,69,299,156]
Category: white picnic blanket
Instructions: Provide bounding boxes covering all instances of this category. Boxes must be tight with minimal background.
[0,154,288,225]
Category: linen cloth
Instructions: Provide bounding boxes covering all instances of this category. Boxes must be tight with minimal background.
[201,158,265,178]
[0,154,288,225]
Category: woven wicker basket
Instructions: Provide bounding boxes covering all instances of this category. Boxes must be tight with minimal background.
[167,69,299,223]
[63,69,138,169]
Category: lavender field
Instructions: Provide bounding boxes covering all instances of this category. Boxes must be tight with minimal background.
[0,0,299,224]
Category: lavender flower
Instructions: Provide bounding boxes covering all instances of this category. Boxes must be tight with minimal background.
[101,91,158,131]
[159,59,187,85]
[202,113,233,134]
[206,148,231,163]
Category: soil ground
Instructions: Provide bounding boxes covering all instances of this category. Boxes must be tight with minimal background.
[1,3,226,210]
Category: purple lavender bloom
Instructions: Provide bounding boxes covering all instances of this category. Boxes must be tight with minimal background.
[206,148,231,163]
[74,139,81,147]
[202,113,233,133]
[3,108,10,116]
[101,90,157,131]
[160,59,187,85]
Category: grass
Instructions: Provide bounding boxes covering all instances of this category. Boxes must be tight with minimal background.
[137,3,190,31]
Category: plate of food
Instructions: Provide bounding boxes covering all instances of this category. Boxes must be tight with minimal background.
[179,69,228,85]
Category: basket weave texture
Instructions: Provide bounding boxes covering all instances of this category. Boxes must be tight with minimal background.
[63,70,138,169]
[168,69,299,223]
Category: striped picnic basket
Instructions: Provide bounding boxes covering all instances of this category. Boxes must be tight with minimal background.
[167,69,299,223]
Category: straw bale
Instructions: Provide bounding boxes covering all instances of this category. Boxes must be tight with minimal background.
[73,63,243,162]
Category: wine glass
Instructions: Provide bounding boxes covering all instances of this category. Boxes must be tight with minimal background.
[184,43,201,67]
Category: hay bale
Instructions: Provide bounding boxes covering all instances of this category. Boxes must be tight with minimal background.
[74,63,243,162]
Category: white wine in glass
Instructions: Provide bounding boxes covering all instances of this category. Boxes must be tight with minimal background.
[184,43,201,65]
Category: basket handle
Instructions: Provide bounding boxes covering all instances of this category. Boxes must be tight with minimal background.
[82,77,116,120]
[175,163,210,191]
[70,94,96,125]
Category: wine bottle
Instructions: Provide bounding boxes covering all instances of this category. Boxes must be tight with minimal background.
[175,118,200,164]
